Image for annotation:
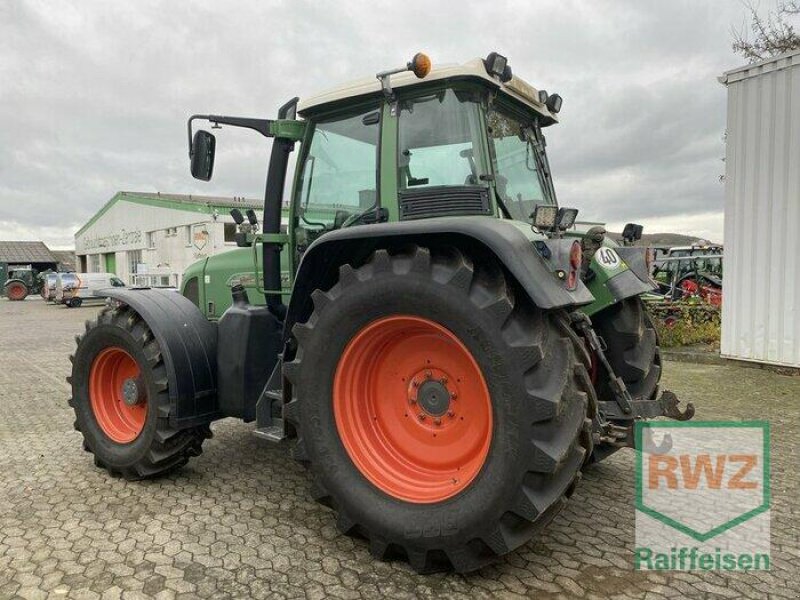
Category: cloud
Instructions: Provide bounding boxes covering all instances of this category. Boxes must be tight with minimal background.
[0,0,752,246]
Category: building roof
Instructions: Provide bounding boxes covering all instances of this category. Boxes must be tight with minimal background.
[75,191,263,238]
[51,250,77,270]
[719,49,800,84]
[298,57,558,123]
[0,241,58,265]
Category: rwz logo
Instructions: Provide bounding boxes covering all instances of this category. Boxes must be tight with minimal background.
[634,422,770,571]
[648,453,758,491]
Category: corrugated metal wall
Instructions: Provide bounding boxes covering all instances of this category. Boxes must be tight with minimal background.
[720,51,800,367]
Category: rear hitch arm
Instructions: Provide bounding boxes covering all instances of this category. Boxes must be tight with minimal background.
[570,312,634,415]
[569,311,695,451]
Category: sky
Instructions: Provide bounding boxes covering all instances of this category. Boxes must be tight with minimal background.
[0,1,771,248]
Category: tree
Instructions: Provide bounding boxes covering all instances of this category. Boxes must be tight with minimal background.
[733,2,800,62]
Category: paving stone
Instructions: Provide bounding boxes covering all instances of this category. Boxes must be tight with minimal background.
[1,298,798,598]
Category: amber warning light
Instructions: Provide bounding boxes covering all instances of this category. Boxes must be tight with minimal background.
[377,52,432,97]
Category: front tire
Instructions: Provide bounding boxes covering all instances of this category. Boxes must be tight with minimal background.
[284,246,593,573]
[592,297,661,402]
[68,306,211,479]
[590,297,661,461]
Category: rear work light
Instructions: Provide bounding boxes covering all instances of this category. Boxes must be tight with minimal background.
[531,205,558,230]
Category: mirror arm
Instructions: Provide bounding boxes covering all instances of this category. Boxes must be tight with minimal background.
[187,114,275,157]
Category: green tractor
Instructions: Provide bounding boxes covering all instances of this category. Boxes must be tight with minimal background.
[68,53,693,573]
[3,267,45,301]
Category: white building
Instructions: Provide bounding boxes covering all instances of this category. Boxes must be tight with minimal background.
[719,50,800,368]
[74,192,262,287]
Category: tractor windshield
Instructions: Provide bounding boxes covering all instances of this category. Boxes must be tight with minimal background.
[487,106,556,221]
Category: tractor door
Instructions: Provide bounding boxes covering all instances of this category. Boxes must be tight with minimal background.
[290,104,382,273]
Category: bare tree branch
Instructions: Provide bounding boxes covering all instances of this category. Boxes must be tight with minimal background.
[732,1,800,62]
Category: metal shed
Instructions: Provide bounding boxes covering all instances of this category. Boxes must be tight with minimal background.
[719,50,800,368]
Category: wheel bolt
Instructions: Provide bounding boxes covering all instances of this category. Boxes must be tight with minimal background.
[450,391,458,399]
[447,411,455,418]
[418,414,426,421]
[440,376,448,384]
[434,418,441,426]
[425,370,432,379]
[412,380,419,387]
[409,398,416,405]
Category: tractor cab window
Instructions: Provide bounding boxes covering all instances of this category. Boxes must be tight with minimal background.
[295,108,380,232]
[487,107,554,221]
[397,89,488,189]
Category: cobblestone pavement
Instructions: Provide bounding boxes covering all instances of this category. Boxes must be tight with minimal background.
[1,298,798,599]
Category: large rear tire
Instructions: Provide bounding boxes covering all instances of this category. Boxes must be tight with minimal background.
[5,282,28,301]
[68,306,211,480]
[284,246,594,573]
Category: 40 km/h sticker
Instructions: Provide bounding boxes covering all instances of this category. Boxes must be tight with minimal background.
[596,247,622,270]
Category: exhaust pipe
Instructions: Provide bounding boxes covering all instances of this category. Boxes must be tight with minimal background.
[261,97,299,321]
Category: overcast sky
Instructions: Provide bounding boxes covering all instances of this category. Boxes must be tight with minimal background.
[0,1,770,248]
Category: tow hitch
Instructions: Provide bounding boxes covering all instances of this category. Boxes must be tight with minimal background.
[570,312,695,452]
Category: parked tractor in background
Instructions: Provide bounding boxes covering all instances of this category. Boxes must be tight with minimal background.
[68,53,693,573]
[2,267,45,301]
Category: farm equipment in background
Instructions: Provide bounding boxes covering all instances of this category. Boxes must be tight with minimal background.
[651,245,723,307]
[41,272,59,302]
[2,267,45,301]
[67,52,693,573]
[56,272,126,308]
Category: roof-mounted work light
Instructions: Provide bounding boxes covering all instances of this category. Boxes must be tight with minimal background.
[547,93,563,114]
[537,90,563,114]
[484,52,513,82]
[245,209,258,226]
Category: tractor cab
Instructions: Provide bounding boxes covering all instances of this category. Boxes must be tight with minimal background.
[184,53,608,319]
[289,54,565,263]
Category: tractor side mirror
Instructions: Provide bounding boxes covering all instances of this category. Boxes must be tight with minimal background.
[190,130,216,181]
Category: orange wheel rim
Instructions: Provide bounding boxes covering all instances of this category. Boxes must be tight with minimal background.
[89,347,147,443]
[333,315,492,503]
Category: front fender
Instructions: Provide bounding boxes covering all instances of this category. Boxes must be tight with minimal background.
[285,217,595,337]
[99,288,220,427]
[582,246,657,316]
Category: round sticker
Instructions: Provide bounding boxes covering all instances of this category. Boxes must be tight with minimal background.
[596,247,621,270]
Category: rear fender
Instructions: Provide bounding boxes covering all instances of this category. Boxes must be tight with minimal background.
[99,288,220,427]
[284,217,595,337]
[3,278,28,289]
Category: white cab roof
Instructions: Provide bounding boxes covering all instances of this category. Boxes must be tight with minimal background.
[298,57,558,123]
